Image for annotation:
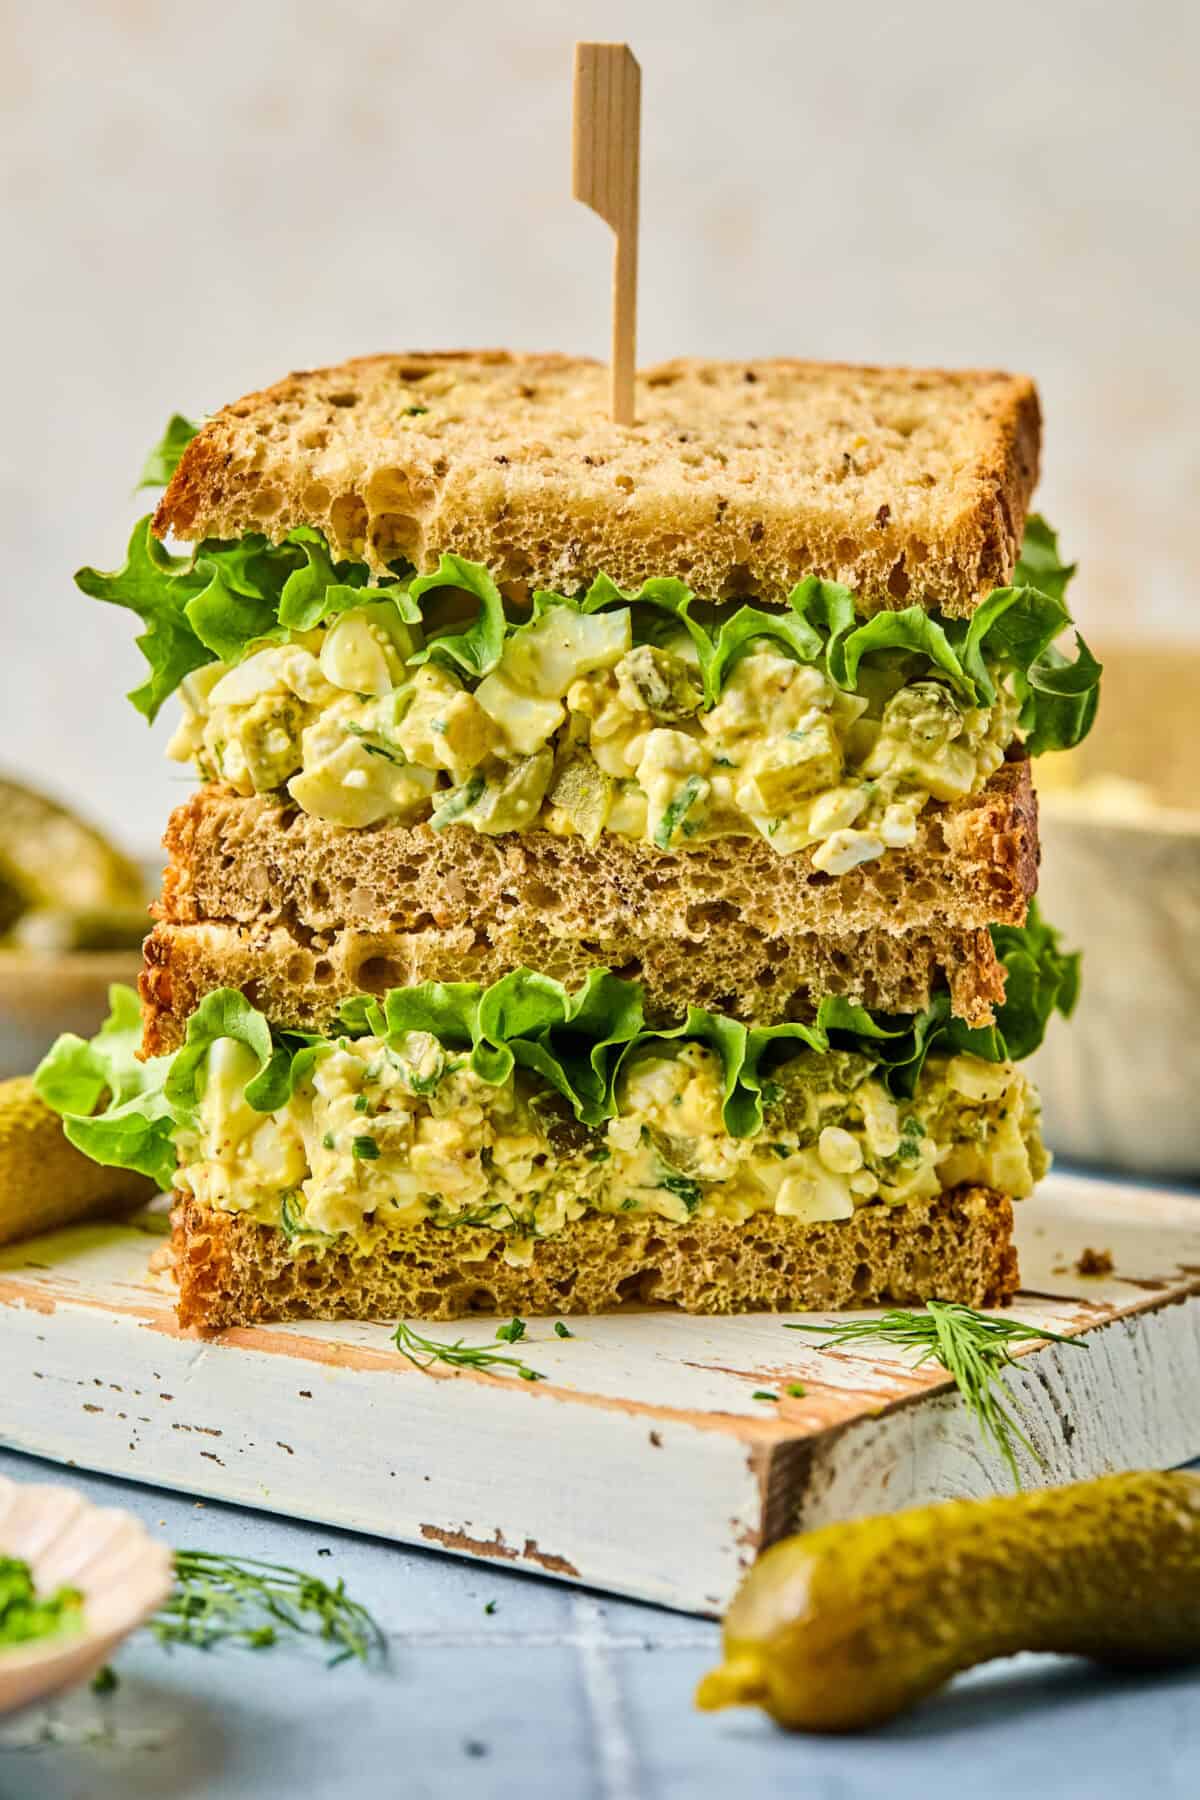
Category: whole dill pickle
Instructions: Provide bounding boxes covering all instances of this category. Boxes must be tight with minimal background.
[0,1076,154,1246]
[696,1472,1200,1733]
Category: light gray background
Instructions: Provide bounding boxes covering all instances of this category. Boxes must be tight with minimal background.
[4,0,1197,851]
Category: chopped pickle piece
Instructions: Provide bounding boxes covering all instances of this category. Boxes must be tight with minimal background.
[545,750,614,844]
[614,644,702,721]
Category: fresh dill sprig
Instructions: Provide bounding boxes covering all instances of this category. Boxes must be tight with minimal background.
[393,1320,545,1382]
[154,1552,386,1666]
[785,1302,1085,1483]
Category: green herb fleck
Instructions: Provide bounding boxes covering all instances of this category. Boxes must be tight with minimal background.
[751,1391,778,1402]
[405,406,429,417]
[322,1132,336,1151]
[484,1600,497,1615]
[785,1382,807,1398]
[91,1664,119,1694]
[495,1317,527,1345]
[659,1167,703,1214]
[352,1136,381,1161]
[653,774,706,849]
[554,1321,574,1339]
[431,775,486,830]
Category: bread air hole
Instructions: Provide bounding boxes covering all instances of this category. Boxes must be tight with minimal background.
[329,492,367,549]
[370,512,423,564]
[354,955,407,992]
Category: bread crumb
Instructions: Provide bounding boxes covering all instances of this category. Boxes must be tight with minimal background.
[1076,1247,1115,1277]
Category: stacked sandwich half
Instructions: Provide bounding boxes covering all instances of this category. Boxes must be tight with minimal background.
[40,354,1097,1327]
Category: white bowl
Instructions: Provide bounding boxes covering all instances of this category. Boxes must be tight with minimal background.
[1032,642,1200,1178]
[0,949,144,1081]
[0,1477,173,1718]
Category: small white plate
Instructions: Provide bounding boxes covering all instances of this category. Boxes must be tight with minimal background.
[0,1476,173,1717]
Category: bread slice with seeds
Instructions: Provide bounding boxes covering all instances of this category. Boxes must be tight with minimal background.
[171,1187,1018,1329]
[155,351,1040,613]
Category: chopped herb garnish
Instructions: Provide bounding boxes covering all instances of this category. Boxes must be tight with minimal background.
[659,1168,703,1213]
[785,1382,807,1398]
[495,1317,527,1345]
[354,1094,371,1113]
[351,1135,381,1161]
[0,1557,84,1647]
[484,1600,497,1615]
[431,775,485,829]
[155,1551,384,1666]
[554,1321,574,1339]
[405,406,428,417]
[785,1303,1085,1483]
[752,1391,778,1402]
[91,1663,119,1694]
[393,1320,545,1382]
[322,1132,336,1150]
[654,774,706,849]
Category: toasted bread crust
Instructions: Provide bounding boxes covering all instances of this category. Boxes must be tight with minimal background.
[170,1187,1019,1328]
[155,351,1040,614]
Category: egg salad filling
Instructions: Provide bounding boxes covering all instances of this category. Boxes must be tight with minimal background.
[173,1030,1045,1268]
[166,603,1019,874]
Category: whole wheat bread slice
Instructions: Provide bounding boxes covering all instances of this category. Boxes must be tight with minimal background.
[171,1186,1018,1329]
[155,352,1040,613]
[148,763,1035,1031]
[140,913,1005,1054]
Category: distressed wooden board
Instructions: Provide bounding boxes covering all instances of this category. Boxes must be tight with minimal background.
[2,1170,1199,1615]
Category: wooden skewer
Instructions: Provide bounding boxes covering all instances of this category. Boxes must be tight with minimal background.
[571,41,641,426]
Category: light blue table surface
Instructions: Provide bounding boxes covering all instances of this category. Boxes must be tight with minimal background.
[1,1445,1198,1800]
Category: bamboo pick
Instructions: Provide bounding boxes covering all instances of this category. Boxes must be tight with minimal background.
[571,42,641,426]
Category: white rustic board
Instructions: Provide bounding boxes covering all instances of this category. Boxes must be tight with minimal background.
[2,1170,1199,1615]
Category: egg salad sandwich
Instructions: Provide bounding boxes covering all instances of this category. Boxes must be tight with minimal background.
[37,352,1098,1326]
